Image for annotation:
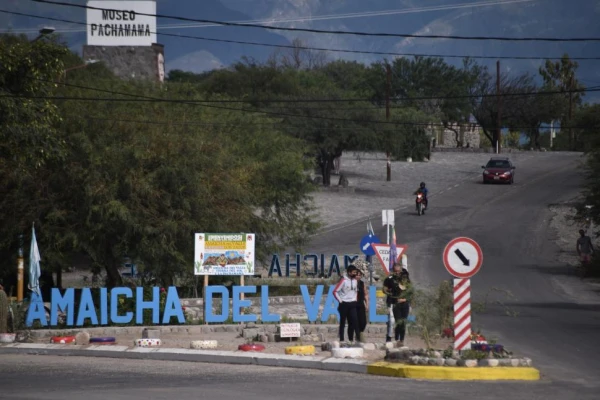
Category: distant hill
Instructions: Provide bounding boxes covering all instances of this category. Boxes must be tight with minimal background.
[2,0,599,100]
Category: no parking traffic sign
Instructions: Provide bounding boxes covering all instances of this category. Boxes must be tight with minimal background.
[443,237,483,279]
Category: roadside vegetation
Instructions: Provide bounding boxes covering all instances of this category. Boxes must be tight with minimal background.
[0,33,597,293]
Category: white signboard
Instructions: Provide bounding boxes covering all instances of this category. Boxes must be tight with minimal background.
[87,1,157,46]
[280,323,302,338]
[194,233,255,276]
[372,243,407,274]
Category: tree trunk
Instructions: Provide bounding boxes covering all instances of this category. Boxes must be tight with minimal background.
[104,263,123,289]
[318,152,334,186]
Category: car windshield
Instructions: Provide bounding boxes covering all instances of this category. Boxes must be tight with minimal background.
[486,160,511,168]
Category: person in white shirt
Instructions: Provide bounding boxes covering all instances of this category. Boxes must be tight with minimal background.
[333,265,360,342]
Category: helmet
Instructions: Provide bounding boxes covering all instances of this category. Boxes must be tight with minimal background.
[420,182,426,188]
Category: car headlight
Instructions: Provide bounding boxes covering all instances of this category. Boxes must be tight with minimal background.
[503,171,511,175]
[483,170,489,174]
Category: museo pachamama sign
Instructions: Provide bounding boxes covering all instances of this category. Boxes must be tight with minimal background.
[87,0,157,46]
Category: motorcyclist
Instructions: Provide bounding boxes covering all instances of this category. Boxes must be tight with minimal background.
[414,182,428,210]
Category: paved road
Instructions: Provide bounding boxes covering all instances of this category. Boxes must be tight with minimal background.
[2,355,598,400]
[308,152,600,389]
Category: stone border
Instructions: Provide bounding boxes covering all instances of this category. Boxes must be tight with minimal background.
[385,348,533,368]
[367,362,540,381]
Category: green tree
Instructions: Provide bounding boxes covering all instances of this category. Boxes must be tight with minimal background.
[539,54,585,150]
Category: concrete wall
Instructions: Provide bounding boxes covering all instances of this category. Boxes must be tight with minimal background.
[431,123,481,148]
[82,43,165,82]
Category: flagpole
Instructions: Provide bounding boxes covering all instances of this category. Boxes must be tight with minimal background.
[17,234,24,302]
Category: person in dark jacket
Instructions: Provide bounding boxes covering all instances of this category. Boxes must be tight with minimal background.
[355,268,369,342]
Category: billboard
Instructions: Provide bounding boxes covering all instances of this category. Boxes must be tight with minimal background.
[87,1,157,46]
[194,233,255,276]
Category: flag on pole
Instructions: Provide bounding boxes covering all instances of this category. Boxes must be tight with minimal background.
[367,220,375,236]
[389,225,397,273]
[29,224,41,296]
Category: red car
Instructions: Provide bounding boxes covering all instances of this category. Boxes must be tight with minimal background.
[482,157,515,184]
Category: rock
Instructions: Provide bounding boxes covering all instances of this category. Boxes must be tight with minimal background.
[331,347,364,359]
[260,334,269,343]
[445,359,458,367]
[246,322,256,328]
[317,333,325,342]
[142,329,160,339]
[498,358,511,367]
[242,328,259,339]
[409,356,421,365]
[433,358,445,366]
[418,357,429,365]
[384,342,395,350]
[385,350,403,361]
[431,351,442,358]
[360,342,376,351]
[75,331,90,345]
[510,359,521,367]
[522,357,533,367]
[427,358,439,366]
[321,342,333,351]
[478,359,499,367]
[331,340,340,349]
[452,350,460,359]
[267,333,276,343]
[464,360,478,368]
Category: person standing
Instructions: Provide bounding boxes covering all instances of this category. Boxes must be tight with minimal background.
[382,262,403,342]
[355,268,369,342]
[333,265,360,343]
[577,229,595,265]
[393,269,414,346]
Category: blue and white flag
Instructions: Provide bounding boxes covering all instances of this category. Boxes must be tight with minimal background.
[28,224,41,297]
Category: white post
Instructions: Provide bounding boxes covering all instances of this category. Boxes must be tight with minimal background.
[387,223,390,245]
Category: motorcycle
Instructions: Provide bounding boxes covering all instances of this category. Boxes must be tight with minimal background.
[416,192,426,215]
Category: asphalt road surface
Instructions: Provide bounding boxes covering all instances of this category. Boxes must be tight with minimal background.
[311,152,600,389]
[1,354,598,400]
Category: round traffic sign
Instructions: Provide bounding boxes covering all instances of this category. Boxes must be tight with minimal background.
[443,237,483,278]
[359,234,381,256]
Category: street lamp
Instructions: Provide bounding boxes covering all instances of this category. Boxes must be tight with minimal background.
[61,59,99,82]
[32,26,55,42]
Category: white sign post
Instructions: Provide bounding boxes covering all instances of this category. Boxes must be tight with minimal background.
[87,1,157,46]
[443,237,483,352]
[382,209,395,244]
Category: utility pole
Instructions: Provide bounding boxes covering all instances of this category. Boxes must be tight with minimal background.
[569,75,574,151]
[17,234,24,302]
[496,61,502,154]
[385,63,392,181]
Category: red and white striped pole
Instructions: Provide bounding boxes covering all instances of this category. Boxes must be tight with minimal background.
[453,278,472,351]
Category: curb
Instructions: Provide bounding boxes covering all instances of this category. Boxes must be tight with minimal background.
[367,362,541,381]
[0,343,368,374]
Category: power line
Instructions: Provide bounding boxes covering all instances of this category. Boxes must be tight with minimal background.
[5,9,598,62]
[11,0,537,33]
[38,79,600,104]
[32,0,600,42]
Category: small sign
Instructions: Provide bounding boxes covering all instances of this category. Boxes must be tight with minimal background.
[279,322,302,338]
[382,210,395,226]
[372,244,407,274]
[359,234,381,256]
[443,237,483,278]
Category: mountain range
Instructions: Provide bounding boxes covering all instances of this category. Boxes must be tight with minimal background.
[2,0,600,101]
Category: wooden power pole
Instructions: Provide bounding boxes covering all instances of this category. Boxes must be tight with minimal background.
[569,75,574,150]
[386,63,391,181]
[496,61,502,154]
